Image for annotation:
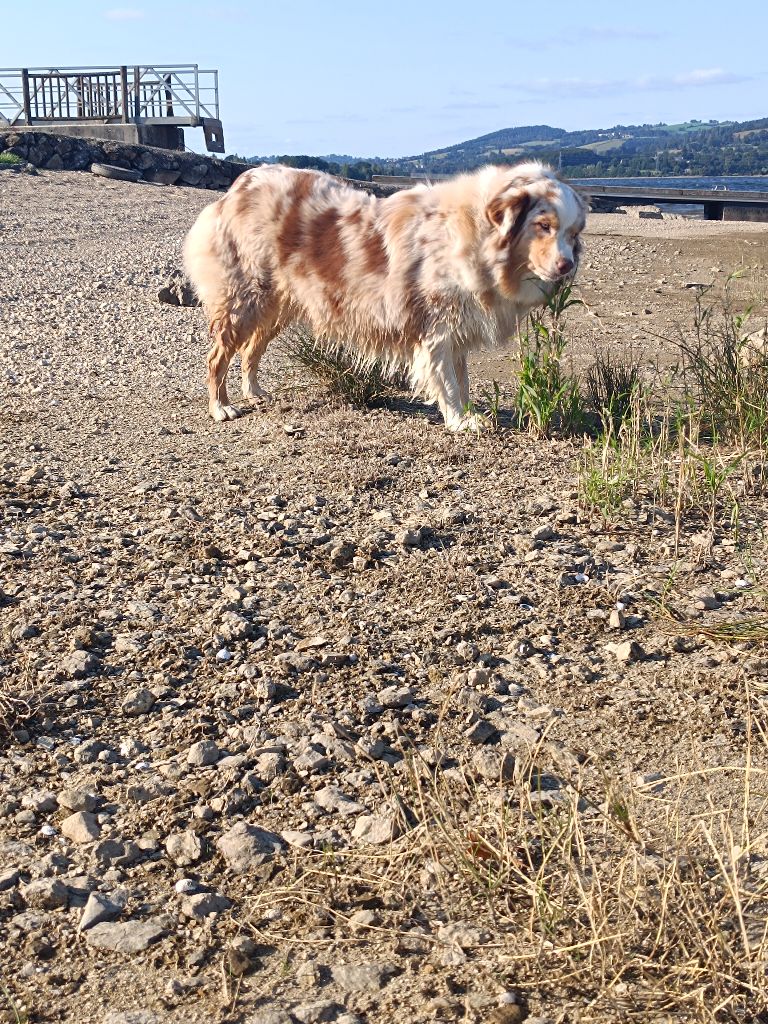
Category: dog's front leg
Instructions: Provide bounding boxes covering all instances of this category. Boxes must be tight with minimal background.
[411,337,485,432]
[453,350,470,410]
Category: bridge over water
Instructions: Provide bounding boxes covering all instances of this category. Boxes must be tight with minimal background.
[372,175,768,222]
[580,183,768,222]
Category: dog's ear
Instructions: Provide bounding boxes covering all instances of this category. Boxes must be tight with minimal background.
[485,188,532,240]
[575,187,591,216]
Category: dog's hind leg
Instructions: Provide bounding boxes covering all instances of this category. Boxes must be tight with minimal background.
[241,319,280,402]
[207,309,250,422]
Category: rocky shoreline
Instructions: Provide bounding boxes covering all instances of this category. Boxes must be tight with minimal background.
[0,131,397,200]
[0,129,250,190]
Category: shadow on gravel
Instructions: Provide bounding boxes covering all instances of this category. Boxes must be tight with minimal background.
[376,393,520,431]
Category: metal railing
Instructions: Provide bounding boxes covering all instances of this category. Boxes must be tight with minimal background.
[0,65,219,128]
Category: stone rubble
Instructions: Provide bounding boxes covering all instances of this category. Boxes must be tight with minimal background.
[0,165,765,1023]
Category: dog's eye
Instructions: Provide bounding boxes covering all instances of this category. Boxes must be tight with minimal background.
[537,221,552,234]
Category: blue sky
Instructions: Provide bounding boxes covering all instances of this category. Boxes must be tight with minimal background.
[4,1,767,157]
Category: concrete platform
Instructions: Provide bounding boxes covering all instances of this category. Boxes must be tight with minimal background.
[22,123,184,150]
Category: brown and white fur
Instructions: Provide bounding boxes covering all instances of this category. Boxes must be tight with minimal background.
[184,161,588,430]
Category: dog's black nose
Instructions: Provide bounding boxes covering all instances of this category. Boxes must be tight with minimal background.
[556,257,574,276]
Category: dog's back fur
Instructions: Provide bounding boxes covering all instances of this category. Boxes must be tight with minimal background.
[185,162,587,429]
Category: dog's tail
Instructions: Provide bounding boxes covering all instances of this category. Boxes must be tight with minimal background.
[183,200,227,311]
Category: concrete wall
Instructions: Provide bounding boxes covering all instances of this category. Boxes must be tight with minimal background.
[722,205,768,222]
[22,123,185,150]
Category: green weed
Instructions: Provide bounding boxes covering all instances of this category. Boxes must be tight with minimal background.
[583,350,643,433]
[516,285,585,437]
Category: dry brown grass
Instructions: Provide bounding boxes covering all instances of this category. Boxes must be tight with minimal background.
[0,651,42,743]
[245,709,768,1022]
[578,271,768,536]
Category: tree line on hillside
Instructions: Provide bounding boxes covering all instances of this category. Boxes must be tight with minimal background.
[224,153,387,180]
[534,138,768,177]
[226,117,768,180]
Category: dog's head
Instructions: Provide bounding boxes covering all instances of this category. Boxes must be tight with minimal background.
[484,164,588,295]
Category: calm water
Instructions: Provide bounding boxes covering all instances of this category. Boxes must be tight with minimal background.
[574,175,768,192]
[574,175,768,218]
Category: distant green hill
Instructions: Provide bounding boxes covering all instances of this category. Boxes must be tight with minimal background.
[406,118,768,176]
[419,124,567,164]
[243,116,768,179]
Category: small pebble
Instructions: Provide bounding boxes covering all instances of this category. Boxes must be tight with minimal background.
[174,878,199,895]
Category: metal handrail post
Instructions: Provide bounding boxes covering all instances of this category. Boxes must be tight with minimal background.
[119,66,129,122]
[21,68,31,124]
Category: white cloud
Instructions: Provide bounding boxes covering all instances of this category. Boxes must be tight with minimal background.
[633,67,750,90]
[672,68,744,86]
[512,77,612,98]
[442,101,503,112]
[504,25,665,49]
[506,68,749,99]
[104,8,145,20]
[582,26,663,41]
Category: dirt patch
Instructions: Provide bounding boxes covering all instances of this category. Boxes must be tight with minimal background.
[1,171,768,1023]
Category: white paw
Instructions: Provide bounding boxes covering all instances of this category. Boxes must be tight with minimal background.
[242,384,273,402]
[449,412,491,434]
[210,403,242,422]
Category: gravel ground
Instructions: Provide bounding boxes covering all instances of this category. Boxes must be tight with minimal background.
[2,169,768,1024]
